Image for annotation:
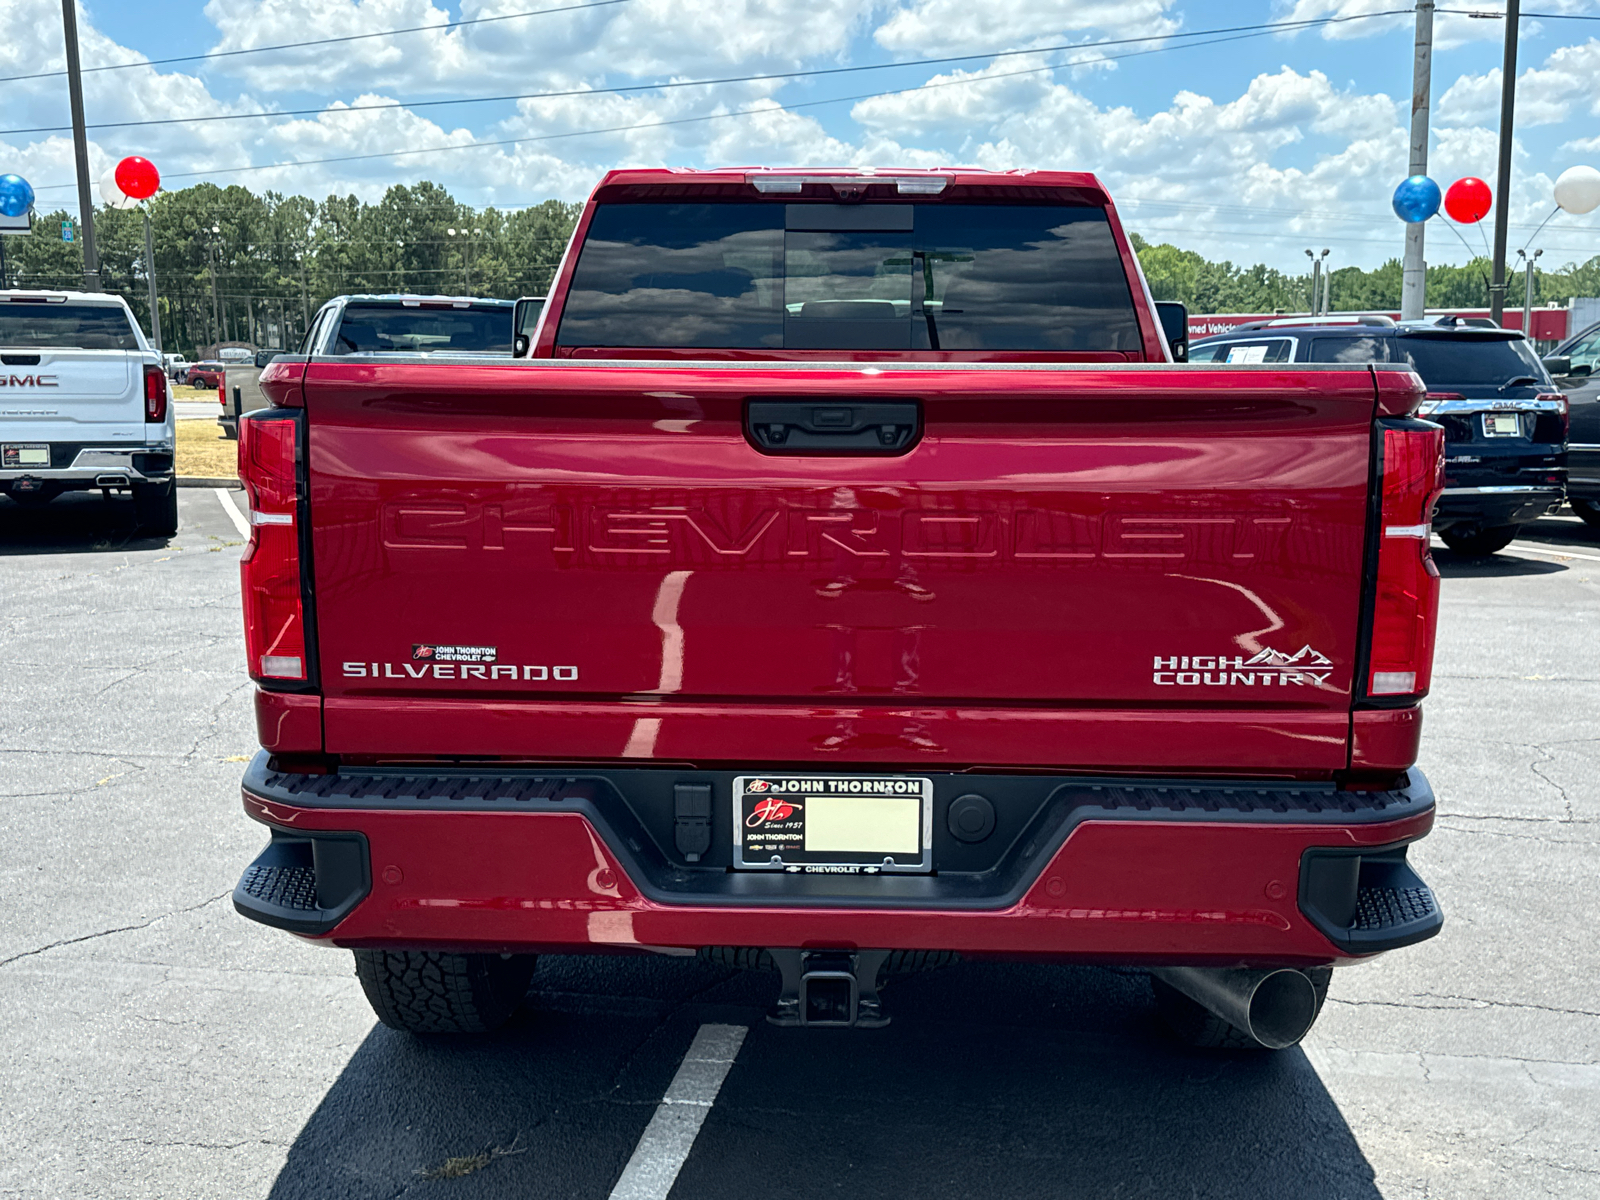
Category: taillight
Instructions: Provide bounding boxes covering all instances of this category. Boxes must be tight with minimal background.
[239,413,309,684]
[1535,392,1570,440]
[1366,420,1445,699]
[143,365,167,422]
[1414,392,1462,417]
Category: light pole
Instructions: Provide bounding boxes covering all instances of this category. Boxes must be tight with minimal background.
[142,208,162,352]
[448,224,478,294]
[1517,248,1542,340]
[1306,248,1330,316]
[207,223,222,347]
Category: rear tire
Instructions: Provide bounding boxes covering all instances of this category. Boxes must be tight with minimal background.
[1437,524,1518,556]
[353,950,537,1033]
[1572,499,1600,529]
[133,479,178,537]
[1153,967,1332,1051]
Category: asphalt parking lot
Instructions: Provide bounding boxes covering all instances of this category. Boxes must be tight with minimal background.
[1,490,1596,1199]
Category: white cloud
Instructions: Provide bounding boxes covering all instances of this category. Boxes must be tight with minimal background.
[1439,40,1600,129]
[202,0,879,95]
[872,0,1179,57]
[4,0,1597,272]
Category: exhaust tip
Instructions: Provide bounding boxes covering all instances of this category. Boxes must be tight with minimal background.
[95,473,130,487]
[1246,969,1320,1049]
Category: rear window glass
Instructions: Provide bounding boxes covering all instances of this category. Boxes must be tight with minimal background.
[329,304,513,355]
[557,202,1142,352]
[1396,336,1544,386]
[0,303,139,350]
[1309,335,1391,363]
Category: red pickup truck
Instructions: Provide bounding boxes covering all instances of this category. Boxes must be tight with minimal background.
[233,168,1444,1050]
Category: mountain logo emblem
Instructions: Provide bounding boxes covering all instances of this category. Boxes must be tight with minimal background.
[1242,645,1332,668]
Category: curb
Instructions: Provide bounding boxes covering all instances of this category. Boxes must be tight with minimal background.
[177,476,240,488]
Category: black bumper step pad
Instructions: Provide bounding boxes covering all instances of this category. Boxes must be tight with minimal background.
[1300,844,1443,954]
[1355,885,1438,932]
[232,830,370,936]
[240,863,318,912]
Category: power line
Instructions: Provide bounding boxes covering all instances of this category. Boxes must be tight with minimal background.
[0,0,637,85]
[0,11,1410,136]
[24,20,1401,193]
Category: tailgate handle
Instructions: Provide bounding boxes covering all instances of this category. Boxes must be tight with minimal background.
[746,400,920,456]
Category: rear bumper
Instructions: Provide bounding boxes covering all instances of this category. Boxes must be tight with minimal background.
[0,445,173,490]
[1433,485,1564,529]
[234,754,1441,963]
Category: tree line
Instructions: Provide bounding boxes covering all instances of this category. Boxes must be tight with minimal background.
[2,179,1595,355]
[1132,232,1600,315]
[0,181,579,356]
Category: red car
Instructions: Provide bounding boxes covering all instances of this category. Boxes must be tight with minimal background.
[232,169,1444,1049]
[184,361,225,390]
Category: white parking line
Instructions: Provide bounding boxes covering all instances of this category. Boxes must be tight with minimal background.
[214,488,250,538]
[1431,536,1600,565]
[1500,542,1600,564]
[607,1023,747,1200]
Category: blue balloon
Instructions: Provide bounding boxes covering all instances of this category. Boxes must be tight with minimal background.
[1392,174,1441,224]
[0,174,34,219]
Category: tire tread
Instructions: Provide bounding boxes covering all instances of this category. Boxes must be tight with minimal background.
[352,950,536,1033]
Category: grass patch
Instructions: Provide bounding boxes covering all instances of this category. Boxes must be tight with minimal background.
[172,384,218,401]
[417,1137,525,1181]
[176,418,238,479]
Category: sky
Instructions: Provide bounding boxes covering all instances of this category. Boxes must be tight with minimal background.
[2,0,1599,273]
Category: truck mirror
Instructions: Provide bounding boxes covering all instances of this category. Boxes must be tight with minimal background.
[513,296,547,358]
[1155,301,1189,362]
[1540,354,1570,377]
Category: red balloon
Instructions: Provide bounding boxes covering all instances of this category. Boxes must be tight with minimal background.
[1444,176,1492,224]
[113,156,160,201]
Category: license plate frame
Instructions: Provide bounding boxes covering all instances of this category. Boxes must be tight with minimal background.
[1483,412,1523,438]
[2,443,51,468]
[733,774,934,874]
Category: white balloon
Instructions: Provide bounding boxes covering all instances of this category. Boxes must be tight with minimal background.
[1554,164,1600,215]
[99,167,139,210]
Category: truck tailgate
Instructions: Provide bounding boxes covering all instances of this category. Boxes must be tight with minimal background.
[1,350,137,442]
[304,360,1383,772]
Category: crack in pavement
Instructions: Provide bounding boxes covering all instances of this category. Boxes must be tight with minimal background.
[1328,993,1600,1018]
[0,892,229,969]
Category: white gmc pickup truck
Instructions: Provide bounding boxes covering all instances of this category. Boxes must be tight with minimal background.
[0,290,177,534]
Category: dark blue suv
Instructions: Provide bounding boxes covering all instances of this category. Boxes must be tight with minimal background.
[1191,317,1567,555]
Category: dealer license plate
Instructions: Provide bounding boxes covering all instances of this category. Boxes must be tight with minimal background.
[733,774,933,874]
[1483,412,1523,437]
[2,444,50,467]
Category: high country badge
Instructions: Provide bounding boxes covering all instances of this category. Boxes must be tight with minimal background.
[1152,645,1333,687]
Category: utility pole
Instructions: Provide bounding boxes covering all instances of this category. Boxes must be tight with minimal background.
[61,0,99,291]
[1401,0,1435,320]
[1490,0,1520,324]
[1321,253,1334,315]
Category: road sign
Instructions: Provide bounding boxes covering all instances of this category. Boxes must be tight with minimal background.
[62,221,74,242]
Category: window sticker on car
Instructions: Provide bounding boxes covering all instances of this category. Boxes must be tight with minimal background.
[1225,345,1270,364]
